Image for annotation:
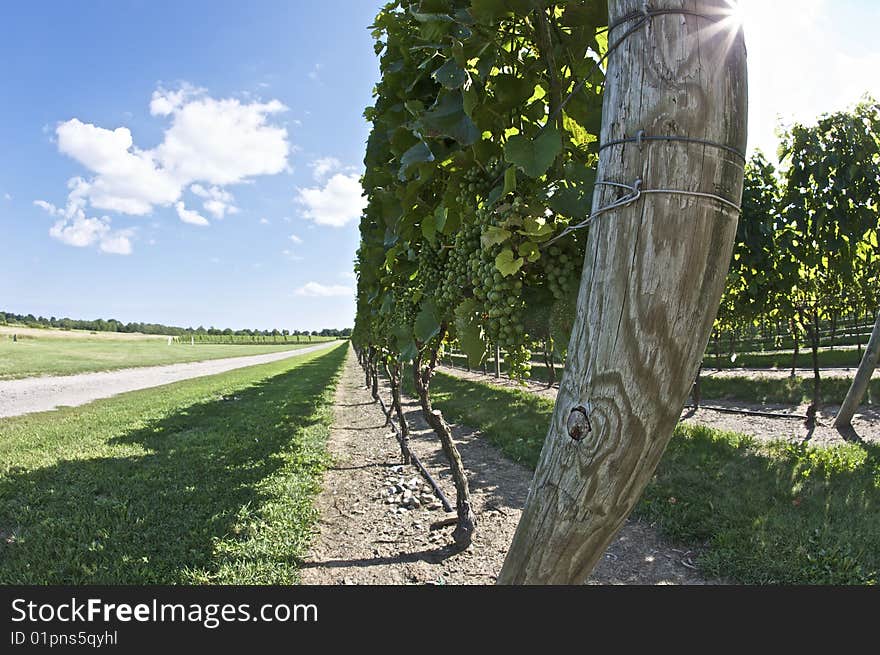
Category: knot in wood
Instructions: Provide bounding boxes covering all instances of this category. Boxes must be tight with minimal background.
[567,406,591,442]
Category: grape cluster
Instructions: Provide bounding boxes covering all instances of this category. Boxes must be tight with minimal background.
[437,222,481,311]
[470,206,532,379]
[544,242,580,302]
[454,156,503,206]
[418,241,447,301]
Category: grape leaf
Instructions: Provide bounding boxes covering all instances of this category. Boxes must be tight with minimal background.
[432,59,467,89]
[399,141,435,181]
[414,299,441,343]
[495,247,524,276]
[420,91,480,146]
[481,225,511,249]
[504,127,562,178]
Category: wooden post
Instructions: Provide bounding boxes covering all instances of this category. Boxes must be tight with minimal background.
[835,307,880,429]
[498,0,747,584]
[494,344,501,379]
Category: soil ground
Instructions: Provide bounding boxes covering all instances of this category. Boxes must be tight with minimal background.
[301,347,716,585]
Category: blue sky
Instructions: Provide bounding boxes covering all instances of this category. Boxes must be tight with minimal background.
[1,1,878,331]
[0,0,383,331]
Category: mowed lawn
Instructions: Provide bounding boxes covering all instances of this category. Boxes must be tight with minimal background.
[419,371,880,584]
[0,343,348,584]
[0,337,326,380]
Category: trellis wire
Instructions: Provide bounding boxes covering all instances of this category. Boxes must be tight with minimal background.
[598,130,747,163]
[542,177,742,249]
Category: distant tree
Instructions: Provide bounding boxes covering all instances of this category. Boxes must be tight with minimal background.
[778,98,880,410]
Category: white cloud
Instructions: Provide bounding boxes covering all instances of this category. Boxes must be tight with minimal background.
[38,84,293,253]
[3,193,11,201]
[155,95,289,186]
[310,156,342,181]
[294,281,352,297]
[99,230,135,255]
[42,83,291,252]
[149,84,202,117]
[56,120,180,215]
[48,214,109,247]
[308,63,322,81]
[38,198,133,255]
[259,217,270,225]
[191,184,237,218]
[296,173,366,228]
[34,199,59,215]
[289,233,303,244]
[175,201,210,226]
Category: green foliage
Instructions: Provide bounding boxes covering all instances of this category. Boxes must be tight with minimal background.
[353,0,606,377]
[714,99,880,372]
[504,127,563,178]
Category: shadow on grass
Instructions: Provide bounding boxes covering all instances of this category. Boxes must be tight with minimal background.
[637,425,880,584]
[418,370,880,584]
[0,346,347,584]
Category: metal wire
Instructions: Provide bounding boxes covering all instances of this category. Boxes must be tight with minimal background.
[598,131,747,163]
[541,178,742,248]
[640,188,743,214]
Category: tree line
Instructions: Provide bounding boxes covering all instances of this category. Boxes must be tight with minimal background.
[0,311,352,339]
[715,98,880,417]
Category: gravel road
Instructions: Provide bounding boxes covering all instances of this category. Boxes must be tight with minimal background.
[0,341,340,419]
[702,366,858,379]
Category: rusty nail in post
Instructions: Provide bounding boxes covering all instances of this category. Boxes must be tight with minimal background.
[567,406,591,441]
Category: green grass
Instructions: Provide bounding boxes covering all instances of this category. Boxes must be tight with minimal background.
[698,375,879,407]
[702,347,863,370]
[422,370,880,584]
[447,344,865,377]
[443,356,878,407]
[0,338,328,379]
[0,343,348,584]
[640,426,879,584]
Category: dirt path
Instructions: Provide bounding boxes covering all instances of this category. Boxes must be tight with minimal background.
[439,366,880,447]
[301,348,715,585]
[0,341,340,418]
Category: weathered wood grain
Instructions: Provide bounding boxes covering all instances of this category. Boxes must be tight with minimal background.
[498,0,748,584]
